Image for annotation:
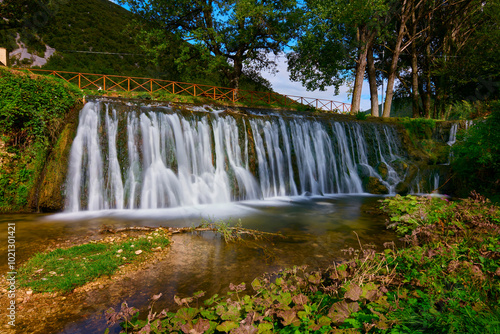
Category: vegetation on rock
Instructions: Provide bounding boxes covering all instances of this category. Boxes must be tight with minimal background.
[0,67,81,212]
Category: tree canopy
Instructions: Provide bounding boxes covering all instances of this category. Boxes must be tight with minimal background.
[290,0,500,117]
[120,0,301,91]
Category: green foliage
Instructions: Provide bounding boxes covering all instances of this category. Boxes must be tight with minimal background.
[355,112,368,120]
[381,193,500,333]
[452,103,500,200]
[18,229,171,292]
[0,68,80,138]
[446,100,476,120]
[107,194,500,333]
[400,117,436,140]
[0,68,80,211]
[121,0,300,89]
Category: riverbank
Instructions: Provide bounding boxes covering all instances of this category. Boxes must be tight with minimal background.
[103,193,500,333]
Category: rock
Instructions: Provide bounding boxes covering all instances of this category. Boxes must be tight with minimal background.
[377,162,389,180]
[135,250,142,255]
[117,249,123,253]
[365,177,389,194]
[26,290,33,296]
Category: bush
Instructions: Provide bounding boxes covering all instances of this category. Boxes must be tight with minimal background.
[0,68,81,211]
[0,68,81,142]
[451,101,500,200]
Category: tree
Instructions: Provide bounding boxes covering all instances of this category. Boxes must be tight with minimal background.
[288,0,389,115]
[119,0,300,92]
[388,0,498,118]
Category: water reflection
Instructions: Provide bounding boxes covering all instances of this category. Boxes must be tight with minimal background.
[1,195,397,333]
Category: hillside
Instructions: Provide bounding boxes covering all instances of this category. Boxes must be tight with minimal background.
[0,0,272,91]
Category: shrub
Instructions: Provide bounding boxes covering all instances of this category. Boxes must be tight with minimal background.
[451,101,500,200]
[0,68,81,211]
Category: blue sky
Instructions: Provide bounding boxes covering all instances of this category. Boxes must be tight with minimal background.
[110,1,372,111]
[259,53,372,111]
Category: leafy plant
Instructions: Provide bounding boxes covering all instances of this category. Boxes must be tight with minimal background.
[355,112,368,120]
[451,102,500,200]
[106,194,500,333]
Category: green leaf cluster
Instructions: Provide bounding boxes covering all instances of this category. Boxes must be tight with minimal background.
[451,103,500,200]
[0,67,81,211]
[107,194,500,333]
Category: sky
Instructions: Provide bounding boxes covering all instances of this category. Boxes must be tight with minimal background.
[259,53,372,112]
[110,0,373,111]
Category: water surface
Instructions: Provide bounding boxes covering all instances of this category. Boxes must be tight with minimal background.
[1,195,398,333]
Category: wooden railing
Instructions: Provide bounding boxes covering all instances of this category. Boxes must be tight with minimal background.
[14,68,351,113]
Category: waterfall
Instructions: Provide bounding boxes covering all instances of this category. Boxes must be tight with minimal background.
[447,123,458,146]
[65,100,406,211]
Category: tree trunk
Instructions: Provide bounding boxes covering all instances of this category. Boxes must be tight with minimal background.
[351,27,370,114]
[411,42,420,118]
[422,42,432,118]
[231,54,243,100]
[367,44,379,117]
[382,0,409,118]
[410,5,421,118]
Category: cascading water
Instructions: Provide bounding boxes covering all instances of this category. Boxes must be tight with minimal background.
[65,99,406,212]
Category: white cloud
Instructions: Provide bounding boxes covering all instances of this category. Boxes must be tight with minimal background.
[259,54,373,112]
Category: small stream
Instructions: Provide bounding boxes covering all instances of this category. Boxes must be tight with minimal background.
[1,194,399,333]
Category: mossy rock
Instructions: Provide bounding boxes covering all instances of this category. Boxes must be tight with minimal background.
[34,102,82,212]
[377,162,389,180]
[365,176,389,195]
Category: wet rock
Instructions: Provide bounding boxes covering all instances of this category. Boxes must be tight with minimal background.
[377,162,389,180]
[365,177,389,195]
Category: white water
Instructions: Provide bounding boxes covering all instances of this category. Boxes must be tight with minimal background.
[65,101,405,212]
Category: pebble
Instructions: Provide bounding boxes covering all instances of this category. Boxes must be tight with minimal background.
[152,247,162,252]
[117,249,123,253]
[26,290,33,296]
[122,257,127,260]
[49,271,57,275]
[135,250,143,255]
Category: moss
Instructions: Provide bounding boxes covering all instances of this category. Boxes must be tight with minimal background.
[0,68,82,212]
[34,102,82,212]
[364,176,389,195]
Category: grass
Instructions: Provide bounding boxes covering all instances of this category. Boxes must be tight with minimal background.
[85,88,332,113]
[17,228,171,293]
[105,193,500,333]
